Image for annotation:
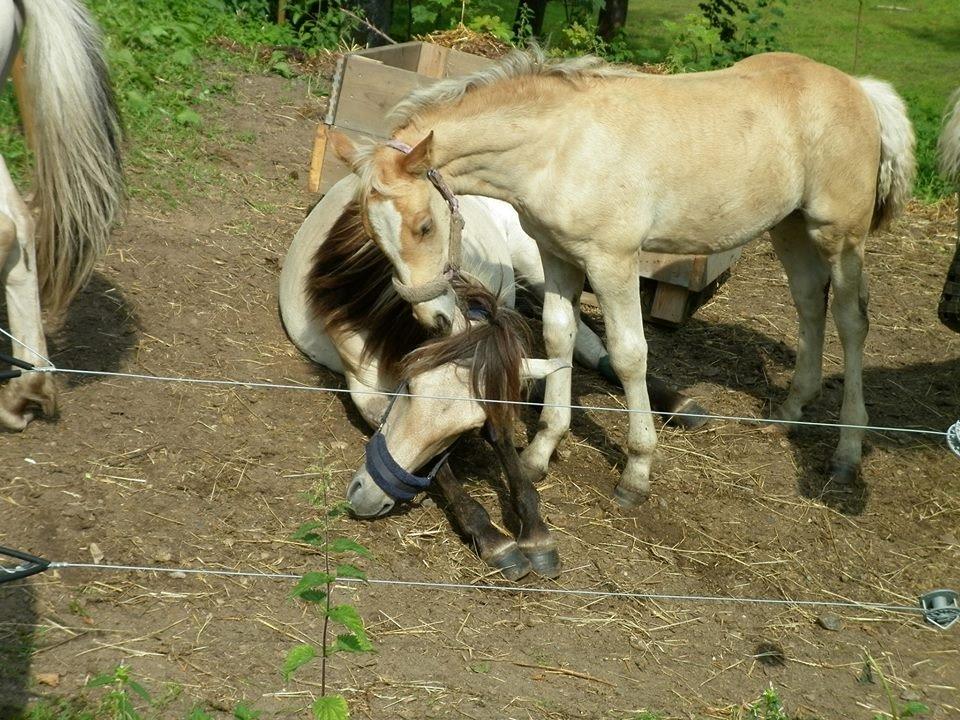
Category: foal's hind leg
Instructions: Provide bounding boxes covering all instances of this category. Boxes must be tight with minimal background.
[824,242,871,483]
[485,426,560,578]
[0,158,56,430]
[769,213,832,422]
[432,464,532,581]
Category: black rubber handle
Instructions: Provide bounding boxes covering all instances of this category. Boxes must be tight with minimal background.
[0,546,51,584]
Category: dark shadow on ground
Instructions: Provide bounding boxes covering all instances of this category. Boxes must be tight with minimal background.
[0,582,36,716]
[50,272,141,387]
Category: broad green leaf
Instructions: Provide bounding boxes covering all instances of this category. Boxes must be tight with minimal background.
[312,694,349,720]
[85,673,116,688]
[282,643,317,681]
[290,571,334,598]
[335,563,366,581]
[175,109,202,127]
[328,632,371,654]
[126,679,151,701]
[410,5,437,24]
[291,521,324,541]
[326,605,365,635]
[187,709,214,720]
[324,538,370,557]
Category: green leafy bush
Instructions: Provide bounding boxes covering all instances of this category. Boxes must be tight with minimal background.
[665,0,786,71]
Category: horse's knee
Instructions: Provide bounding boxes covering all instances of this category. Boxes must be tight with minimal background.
[608,334,647,380]
[541,305,576,352]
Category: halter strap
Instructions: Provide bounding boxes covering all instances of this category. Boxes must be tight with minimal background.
[384,139,465,303]
[363,382,453,502]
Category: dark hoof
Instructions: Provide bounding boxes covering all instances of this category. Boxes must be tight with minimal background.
[520,546,561,579]
[485,543,533,582]
[613,484,649,509]
[663,399,710,430]
[827,460,861,487]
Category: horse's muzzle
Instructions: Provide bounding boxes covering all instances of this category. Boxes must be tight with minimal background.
[346,470,396,518]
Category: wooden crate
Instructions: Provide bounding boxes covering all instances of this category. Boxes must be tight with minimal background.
[307,41,739,325]
[308,42,492,195]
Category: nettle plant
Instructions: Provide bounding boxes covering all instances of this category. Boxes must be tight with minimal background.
[281,474,373,720]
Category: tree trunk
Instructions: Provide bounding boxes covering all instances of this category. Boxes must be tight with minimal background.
[357,0,394,47]
[514,0,548,37]
[597,0,628,41]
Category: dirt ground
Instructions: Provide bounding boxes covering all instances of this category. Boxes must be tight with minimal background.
[2,68,959,720]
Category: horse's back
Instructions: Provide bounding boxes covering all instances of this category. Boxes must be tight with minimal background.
[577,52,884,252]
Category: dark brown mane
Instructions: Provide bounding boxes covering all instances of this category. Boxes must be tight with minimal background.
[306,200,429,373]
[305,202,531,432]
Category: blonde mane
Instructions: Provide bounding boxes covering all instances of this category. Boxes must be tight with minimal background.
[388,46,642,128]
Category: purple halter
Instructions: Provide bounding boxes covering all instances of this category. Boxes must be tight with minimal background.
[364,383,453,502]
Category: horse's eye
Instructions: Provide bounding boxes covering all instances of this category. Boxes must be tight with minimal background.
[418,219,433,237]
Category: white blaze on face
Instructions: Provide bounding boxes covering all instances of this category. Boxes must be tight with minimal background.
[368,200,407,281]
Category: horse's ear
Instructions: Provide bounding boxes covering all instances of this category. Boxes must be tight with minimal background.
[330,130,361,171]
[401,132,434,176]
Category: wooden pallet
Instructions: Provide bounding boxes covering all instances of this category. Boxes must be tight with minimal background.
[307,41,740,325]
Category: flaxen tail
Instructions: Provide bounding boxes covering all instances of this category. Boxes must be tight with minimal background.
[21,0,123,320]
[857,78,916,231]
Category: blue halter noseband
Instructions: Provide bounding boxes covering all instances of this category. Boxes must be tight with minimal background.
[364,383,452,501]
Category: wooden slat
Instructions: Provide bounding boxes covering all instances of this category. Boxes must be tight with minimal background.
[635,252,697,288]
[416,43,449,78]
[332,55,435,138]
[703,247,742,290]
[351,41,426,71]
[648,283,689,325]
[307,123,329,194]
[443,47,494,77]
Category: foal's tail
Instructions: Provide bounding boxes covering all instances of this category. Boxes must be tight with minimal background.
[20,0,123,320]
[938,87,960,186]
[857,78,916,231]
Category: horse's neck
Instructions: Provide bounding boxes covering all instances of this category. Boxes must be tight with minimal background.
[397,105,549,202]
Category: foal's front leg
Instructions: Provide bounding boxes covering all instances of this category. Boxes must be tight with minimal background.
[587,255,658,507]
[0,159,56,430]
[519,251,584,483]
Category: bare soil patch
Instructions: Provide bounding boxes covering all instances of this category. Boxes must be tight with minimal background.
[2,68,959,719]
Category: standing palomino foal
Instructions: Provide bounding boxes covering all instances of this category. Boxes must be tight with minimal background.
[0,0,123,429]
[331,49,915,506]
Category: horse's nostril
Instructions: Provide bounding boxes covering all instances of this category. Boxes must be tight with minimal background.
[434,313,452,336]
[347,477,361,499]
[379,499,393,515]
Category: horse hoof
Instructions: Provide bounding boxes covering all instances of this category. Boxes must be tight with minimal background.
[485,544,532,582]
[663,399,710,430]
[520,546,561,579]
[827,460,861,487]
[613,484,649,509]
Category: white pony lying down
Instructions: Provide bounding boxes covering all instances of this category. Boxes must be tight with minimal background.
[279,175,705,580]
